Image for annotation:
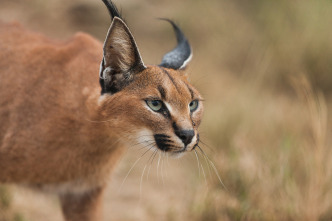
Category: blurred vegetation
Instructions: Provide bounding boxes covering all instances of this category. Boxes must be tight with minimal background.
[0,186,25,221]
[228,0,332,93]
[0,0,332,220]
[198,76,332,220]
[192,1,332,220]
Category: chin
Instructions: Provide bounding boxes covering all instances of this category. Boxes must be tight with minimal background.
[168,147,189,158]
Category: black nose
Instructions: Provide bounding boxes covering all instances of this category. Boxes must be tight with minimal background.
[175,130,195,146]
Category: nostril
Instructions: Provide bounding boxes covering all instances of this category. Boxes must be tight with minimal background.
[176,130,195,146]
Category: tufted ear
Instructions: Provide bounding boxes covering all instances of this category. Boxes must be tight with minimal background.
[99,17,145,94]
[159,19,192,70]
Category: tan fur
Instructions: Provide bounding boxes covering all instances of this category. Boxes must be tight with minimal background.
[0,20,203,221]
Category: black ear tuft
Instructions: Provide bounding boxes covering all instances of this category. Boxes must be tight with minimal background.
[159,19,192,70]
[99,18,145,94]
[101,0,122,20]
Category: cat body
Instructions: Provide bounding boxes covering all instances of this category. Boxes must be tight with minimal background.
[0,1,203,220]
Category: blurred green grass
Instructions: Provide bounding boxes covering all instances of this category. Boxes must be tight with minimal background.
[1,0,332,220]
[0,185,25,221]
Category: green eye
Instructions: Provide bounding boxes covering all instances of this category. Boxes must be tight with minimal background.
[189,100,199,112]
[146,100,163,112]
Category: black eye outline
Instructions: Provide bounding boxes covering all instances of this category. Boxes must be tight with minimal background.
[189,100,199,112]
[146,100,163,112]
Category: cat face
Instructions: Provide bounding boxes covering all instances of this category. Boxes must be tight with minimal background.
[97,12,202,156]
[98,65,203,156]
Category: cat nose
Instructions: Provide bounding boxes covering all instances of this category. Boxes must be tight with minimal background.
[175,130,195,146]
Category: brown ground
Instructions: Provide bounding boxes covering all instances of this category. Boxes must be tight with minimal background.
[10,151,199,221]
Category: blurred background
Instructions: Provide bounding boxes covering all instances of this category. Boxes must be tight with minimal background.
[1,0,332,220]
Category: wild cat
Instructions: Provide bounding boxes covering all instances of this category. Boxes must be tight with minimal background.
[0,0,204,220]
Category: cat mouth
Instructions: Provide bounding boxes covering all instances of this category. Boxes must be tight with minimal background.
[154,133,194,153]
[154,134,174,152]
[172,147,187,154]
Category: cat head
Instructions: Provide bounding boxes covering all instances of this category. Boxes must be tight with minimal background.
[98,0,203,156]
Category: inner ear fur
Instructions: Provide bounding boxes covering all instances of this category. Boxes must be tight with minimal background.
[100,17,145,94]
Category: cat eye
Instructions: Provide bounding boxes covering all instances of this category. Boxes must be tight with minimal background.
[146,100,163,112]
[189,100,199,112]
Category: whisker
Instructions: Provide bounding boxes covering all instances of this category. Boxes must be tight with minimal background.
[118,145,154,192]
[194,149,201,178]
[132,139,154,147]
[140,164,148,199]
[200,161,207,185]
[137,141,155,151]
[151,149,158,164]
[201,149,213,179]
[198,145,228,191]
[165,152,169,178]
[194,149,207,185]
[147,149,158,181]
[157,152,162,183]
[161,152,165,185]
[199,138,215,153]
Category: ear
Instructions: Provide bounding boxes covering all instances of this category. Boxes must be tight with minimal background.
[159,19,192,70]
[99,17,145,94]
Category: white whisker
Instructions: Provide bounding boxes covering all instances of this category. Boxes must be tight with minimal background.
[202,150,213,178]
[118,146,152,192]
[147,149,158,181]
[198,146,228,190]
[166,153,169,178]
[194,150,201,178]
[195,149,207,185]
[157,152,162,183]
[200,162,207,185]
[140,164,147,199]
[161,152,165,185]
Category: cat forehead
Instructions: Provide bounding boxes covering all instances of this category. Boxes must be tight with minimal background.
[131,66,201,102]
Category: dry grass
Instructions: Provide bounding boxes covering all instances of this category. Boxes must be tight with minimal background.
[1,0,332,220]
[193,75,332,221]
[187,1,332,220]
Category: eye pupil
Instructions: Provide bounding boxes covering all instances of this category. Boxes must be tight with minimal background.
[189,100,198,112]
[146,100,163,112]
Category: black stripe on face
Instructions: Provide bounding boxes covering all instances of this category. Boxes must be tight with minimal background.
[159,102,171,119]
[154,134,173,151]
[159,67,181,93]
[172,122,179,132]
[158,85,167,100]
[184,82,195,100]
